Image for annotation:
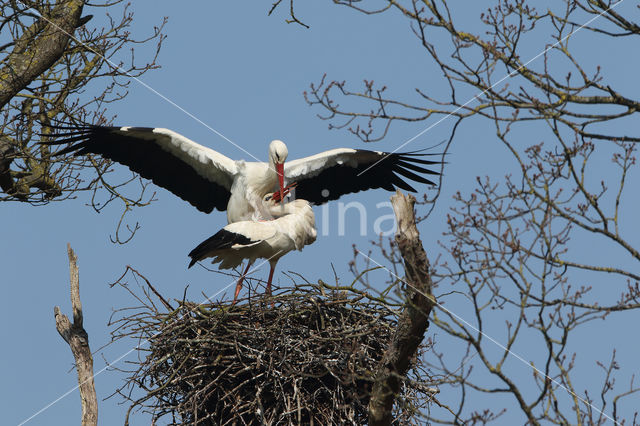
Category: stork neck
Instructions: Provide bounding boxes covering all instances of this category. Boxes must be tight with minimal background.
[269,158,283,185]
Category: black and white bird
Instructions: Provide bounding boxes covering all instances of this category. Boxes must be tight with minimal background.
[45,126,440,222]
[188,196,317,302]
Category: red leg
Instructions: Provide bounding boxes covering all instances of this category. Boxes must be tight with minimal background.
[233,261,253,304]
[266,264,276,296]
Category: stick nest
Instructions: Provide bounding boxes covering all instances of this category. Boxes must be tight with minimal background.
[112,280,432,425]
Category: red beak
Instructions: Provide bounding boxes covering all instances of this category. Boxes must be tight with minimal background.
[276,163,285,203]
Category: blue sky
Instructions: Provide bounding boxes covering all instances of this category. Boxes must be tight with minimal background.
[3,1,639,424]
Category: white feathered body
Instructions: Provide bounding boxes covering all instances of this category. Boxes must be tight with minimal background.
[226,161,281,223]
[189,199,316,269]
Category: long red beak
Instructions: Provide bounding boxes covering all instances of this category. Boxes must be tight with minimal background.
[276,163,285,203]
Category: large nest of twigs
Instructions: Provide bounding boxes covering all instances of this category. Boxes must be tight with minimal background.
[112,280,432,425]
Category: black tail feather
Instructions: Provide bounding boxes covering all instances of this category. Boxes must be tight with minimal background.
[188,229,255,268]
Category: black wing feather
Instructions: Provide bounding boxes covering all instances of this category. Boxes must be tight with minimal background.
[43,126,231,213]
[393,164,434,185]
[293,151,441,205]
[396,159,440,175]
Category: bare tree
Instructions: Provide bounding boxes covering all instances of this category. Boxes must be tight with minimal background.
[288,0,640,423]
[55,244,98,426]
[369,191,436,425]
[0,0,164,241]
[8,0,639,422]
[304,0,640,145]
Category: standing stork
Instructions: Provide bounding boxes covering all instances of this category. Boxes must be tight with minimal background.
[188,196,317,302]
[44,125,441,222]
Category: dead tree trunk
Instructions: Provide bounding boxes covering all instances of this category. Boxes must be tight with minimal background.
[54,244,98,426]
[368,191,436,426]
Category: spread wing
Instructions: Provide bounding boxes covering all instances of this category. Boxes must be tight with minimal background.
[285,148,440,204]
[44,126,238,213]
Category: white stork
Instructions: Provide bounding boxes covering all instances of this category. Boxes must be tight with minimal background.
[188,196,317,302]
[45,126,440,222]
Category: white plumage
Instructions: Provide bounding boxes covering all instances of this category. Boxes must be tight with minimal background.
[47,126,440,223]
[188,197,317,301]
[45,125,441,304]
[48,126,287,223]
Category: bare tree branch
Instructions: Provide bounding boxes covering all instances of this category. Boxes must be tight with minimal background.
[1,1,165,241]
[0,0,85,108]
[54,243,98,426]
[0,136,15,194]
[369,191,436,425]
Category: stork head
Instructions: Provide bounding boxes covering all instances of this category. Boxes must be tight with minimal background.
[269,140,288,165]
[269,140,288,202]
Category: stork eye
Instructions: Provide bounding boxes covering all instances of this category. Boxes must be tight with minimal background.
[275,153,280,161]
